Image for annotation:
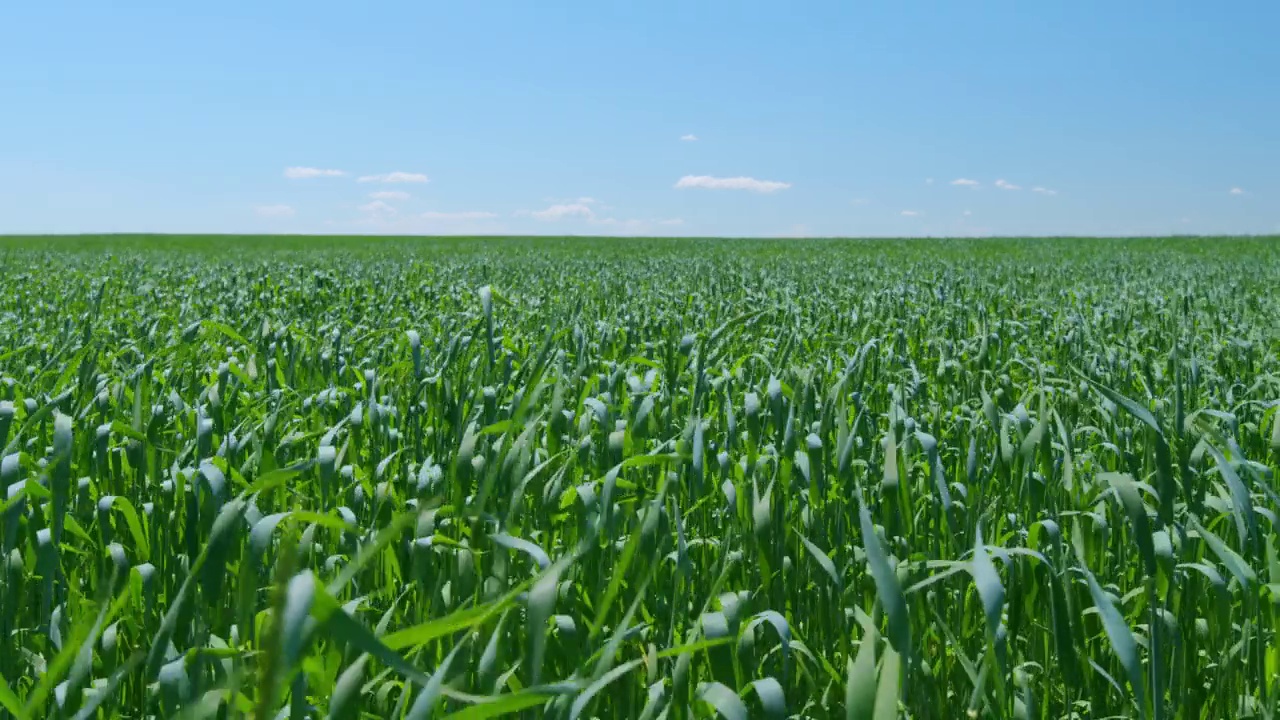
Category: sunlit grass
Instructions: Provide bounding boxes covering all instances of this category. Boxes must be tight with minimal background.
[0,234,1277,718]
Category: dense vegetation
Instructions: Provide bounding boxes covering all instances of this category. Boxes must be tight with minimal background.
[1,235,1278,719]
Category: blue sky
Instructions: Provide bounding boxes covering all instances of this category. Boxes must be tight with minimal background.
[2,1,1277,237]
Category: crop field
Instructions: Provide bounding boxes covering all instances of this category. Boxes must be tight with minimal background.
[1,234,1279,719]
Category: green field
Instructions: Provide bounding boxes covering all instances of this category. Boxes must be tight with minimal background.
[1,234,1278,719]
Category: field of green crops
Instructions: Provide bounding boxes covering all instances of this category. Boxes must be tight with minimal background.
[2,234,1279,719]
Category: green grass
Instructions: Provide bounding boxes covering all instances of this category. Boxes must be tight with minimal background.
[0,234,1278,718]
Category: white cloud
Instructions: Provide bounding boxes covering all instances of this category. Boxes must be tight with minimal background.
[422,210,497,220]
[255,204,295,217]
[851,197,870,206]
[284,167,345,179]
[1031,186,1058,195]
[674,175,791,193]
[523,197,679,231]
[963,210,972,216]
[532,203,595,220]
[369,190,410,200]
[592,217,640,227]
[345,210,510,234]
[357,172,429,184]
[951,178,980,187]
[358,200,397,215]
[1229,187,1247,195]
[541,196,600,205]
[901,210,921,217]
[926,178,935,185]
[681,134,698,141]
[586,216,687,234]
[994,179,1020,191]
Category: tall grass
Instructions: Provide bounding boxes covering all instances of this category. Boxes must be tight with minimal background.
[0,235,1277,718]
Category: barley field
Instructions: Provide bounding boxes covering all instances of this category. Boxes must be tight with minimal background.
[1,234,1278,719]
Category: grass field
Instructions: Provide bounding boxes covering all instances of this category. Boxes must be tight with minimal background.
[1,234,1278,719]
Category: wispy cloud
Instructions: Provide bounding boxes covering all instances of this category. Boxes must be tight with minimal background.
[1229,187,1247,195]
[541,196,601,206]
[592,217,643,229]
[963,210,972,216]
[346,208,508,234]
[422,210,497,220]
[994,179,1020,191]
[523,197,679,232]
[369,190,410,200]
[594,217,682,227]
[532,203,595,220]
[588,216,686,234]
[284,167,344,179]
[925,178,935,185]
[680,134,698,142]
[674,175,791,193]
[851,197,870,206]
[1031,186,1058,195]
[255,204,295,217]
[950,178,980,187]
[358,200,397,215]
[357,172,429,184]
[901,210,921,217]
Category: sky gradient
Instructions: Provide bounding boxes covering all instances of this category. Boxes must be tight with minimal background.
[2,1,1277,237]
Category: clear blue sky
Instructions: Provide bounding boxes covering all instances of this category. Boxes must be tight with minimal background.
[2,1,1277,237]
